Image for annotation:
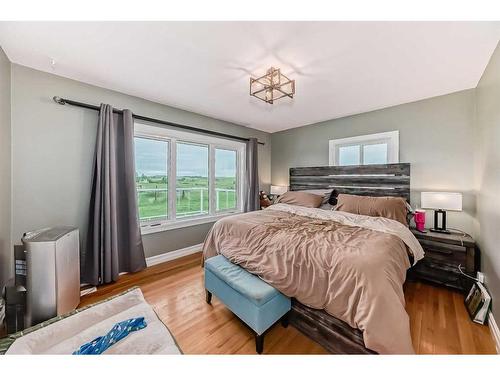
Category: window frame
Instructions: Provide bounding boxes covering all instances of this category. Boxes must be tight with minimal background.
[328,131,399,166]
[134,122,246,234]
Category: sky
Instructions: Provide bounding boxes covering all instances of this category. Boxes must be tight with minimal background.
[134,137,236,177]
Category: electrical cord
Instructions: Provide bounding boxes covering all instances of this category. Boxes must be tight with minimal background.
[445,227,469,246]
[458,264,479,282]
[447,227,469,236]
[449,230,480,284]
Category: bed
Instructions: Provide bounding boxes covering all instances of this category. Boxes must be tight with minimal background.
[203,163,423,354]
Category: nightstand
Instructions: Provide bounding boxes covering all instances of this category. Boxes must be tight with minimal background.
[407,228,480,294]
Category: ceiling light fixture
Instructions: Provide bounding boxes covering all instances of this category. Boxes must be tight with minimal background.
[250,67,295,104]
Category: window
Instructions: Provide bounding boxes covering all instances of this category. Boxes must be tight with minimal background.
[135,137,169,222]
[176,142,209,218]
[215,148,237,211]
[329,131,399,166]
[134,123,245,233]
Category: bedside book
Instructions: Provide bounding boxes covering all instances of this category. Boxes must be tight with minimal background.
[465,282,491,325]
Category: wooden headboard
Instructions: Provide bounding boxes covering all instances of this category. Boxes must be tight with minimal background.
[289,163,411,202]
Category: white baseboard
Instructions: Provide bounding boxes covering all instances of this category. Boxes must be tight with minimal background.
[488,311,500,354]
[145,243,203,267]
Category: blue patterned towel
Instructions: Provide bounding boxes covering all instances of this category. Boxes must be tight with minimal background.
[73,317,147,355]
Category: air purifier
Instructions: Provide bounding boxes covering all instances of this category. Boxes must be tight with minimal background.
[22,227,80,327]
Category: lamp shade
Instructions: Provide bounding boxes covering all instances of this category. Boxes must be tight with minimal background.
[421,192,462,211]
[270,185,288,196]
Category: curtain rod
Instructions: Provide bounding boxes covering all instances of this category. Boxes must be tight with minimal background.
[52,96,265,146]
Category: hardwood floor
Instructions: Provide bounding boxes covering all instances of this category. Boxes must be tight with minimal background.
[80,252,497,354]
[404,281,496,354]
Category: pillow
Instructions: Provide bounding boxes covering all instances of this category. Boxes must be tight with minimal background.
[299,189,332,205]
[276,191,324,208]
[335,194,409,226]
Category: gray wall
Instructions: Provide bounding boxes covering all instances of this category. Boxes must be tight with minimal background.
[475,42,500,322]
[10,64,271,258]
[0,47,11,288]
[271,89,477,233]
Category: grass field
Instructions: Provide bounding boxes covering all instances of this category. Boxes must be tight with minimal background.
[136,175,236,220]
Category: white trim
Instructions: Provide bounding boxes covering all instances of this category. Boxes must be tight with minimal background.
[145,243,203,267]
[170,138,177,220]
[140,211,239,235]
[135,122,247,150]
[488,311,500,354]
[209,144,216,215]
[80,287,97,297]
[329,130,399,166]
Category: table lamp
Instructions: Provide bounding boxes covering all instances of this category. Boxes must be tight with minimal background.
[420,192,462,234]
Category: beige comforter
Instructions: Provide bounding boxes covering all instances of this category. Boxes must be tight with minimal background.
[203,203,424,354]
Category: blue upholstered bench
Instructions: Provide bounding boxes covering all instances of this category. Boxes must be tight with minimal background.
[204,255,291,354]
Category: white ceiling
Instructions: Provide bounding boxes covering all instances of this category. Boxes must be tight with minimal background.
[1,22,499,133]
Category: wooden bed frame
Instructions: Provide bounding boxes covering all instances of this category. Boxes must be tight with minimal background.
[287,163,411,354]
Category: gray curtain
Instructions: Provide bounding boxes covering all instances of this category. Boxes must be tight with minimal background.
[82,104,146,285]
[244,138,260,212]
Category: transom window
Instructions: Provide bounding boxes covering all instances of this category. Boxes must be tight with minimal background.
[329,131,399,166]
[134,123,245,233]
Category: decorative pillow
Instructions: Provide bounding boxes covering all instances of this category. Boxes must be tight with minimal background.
[298,189,332,205]
[276,191,324,208]
[335,194,409,226]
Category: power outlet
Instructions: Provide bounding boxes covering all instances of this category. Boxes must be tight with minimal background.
[477,271,485,283]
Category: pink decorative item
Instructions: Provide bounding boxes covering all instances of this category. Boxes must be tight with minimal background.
[414,209,426,232]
